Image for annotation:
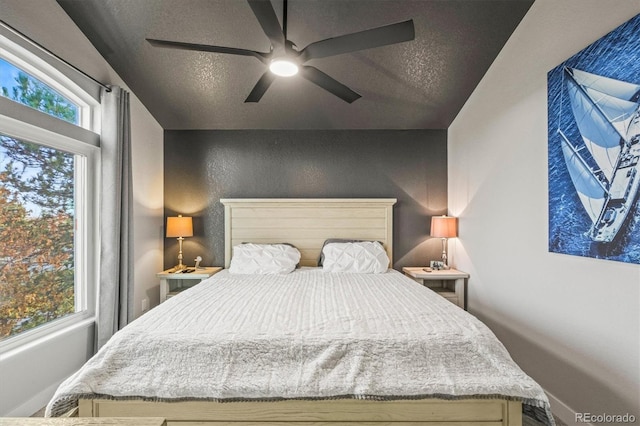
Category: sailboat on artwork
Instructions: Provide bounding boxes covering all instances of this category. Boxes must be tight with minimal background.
[558,67,640,243]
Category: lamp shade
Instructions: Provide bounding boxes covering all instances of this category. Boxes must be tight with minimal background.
[430,216,457,238]
[166,215,193,238]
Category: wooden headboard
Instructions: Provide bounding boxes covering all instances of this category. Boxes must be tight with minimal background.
[221,198,397,268]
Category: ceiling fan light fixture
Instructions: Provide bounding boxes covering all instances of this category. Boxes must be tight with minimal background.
[148,1,415,103]
[269,59,299,77]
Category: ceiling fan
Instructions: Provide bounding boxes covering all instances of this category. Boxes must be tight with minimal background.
[146,0,415,103]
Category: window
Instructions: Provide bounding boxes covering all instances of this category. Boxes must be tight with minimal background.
[0,58,80,125]
[0,134,77,339]
[0,34,99,349]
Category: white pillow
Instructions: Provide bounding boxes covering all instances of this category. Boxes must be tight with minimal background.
[229,243,301,274]
[321,241,389,273]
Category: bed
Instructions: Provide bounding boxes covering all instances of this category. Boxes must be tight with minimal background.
[47,198,554,426]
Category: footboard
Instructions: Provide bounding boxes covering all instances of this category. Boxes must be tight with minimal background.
[79,398,523,426]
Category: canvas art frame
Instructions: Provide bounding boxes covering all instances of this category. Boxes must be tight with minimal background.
[547,13,640,264]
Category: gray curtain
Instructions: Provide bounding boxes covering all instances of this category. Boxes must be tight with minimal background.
[96,86,133,350]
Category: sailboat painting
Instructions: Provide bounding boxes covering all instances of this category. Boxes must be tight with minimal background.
[548,14,640,264]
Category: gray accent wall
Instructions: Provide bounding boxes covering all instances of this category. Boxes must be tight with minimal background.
[164,130,447,270]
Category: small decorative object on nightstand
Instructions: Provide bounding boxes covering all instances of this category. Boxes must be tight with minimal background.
[402,267,469,310]
[157,266,222,302]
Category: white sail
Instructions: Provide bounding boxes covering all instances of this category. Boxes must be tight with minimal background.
[570,68,640,101]
[560,133,606,224]
[565,74,622,180]
[583,86,637,137]
[559,68,640,243]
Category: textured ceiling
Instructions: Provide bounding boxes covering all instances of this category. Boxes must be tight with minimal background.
[57,0,533,130]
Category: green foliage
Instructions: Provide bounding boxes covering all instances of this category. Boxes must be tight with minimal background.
[0,136,74,213]
[0,71,76,339]
[0,184,75,336]
[2,71,78,124]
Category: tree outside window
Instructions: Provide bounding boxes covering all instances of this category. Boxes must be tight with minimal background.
[0,61,78,339]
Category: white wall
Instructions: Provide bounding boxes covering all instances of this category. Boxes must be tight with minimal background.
[449,1,640,424]
[0,0,164,416]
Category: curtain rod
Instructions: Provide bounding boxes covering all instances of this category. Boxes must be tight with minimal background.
[0,19,112,92]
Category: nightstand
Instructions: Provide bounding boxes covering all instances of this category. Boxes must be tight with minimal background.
[157,267,222,302]
[402,267,470,310]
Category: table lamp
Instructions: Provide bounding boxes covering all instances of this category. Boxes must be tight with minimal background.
[166,215,193,271]
[430,215,458,269]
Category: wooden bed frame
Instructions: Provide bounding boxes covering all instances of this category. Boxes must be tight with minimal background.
[79,198,523,426]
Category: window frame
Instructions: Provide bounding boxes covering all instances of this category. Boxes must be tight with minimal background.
[0,34,100,354]
[0,34,98,131]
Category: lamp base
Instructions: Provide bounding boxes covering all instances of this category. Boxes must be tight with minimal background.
[441,237,450,270]
[170,237,186,273]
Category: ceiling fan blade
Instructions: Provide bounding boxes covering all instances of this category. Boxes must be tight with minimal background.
[147,38,269,63]
[300,66,361,103]
[245,70,276,102]
[299,19,415,62]
[247,0,285,48]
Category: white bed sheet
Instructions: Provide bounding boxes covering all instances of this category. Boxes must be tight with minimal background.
[47,268,553,424]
